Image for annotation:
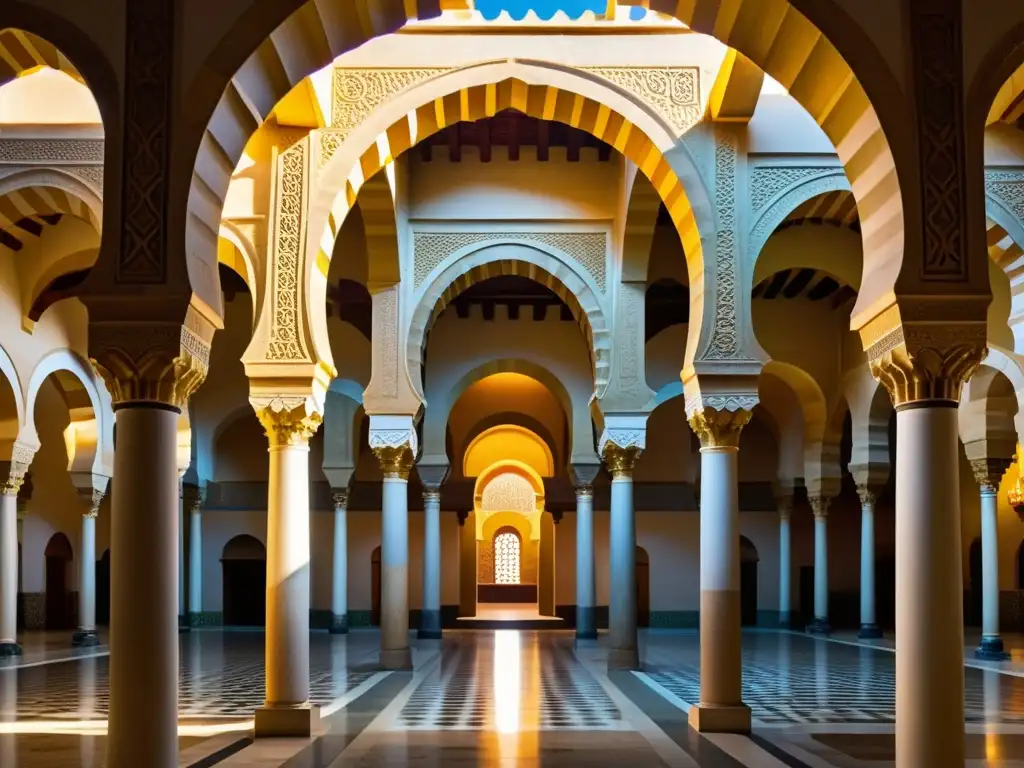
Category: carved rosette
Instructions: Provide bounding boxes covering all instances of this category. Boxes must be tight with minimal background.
[254,401,323,448]
[856,485,877,507]
[809,496,829,520]
[374,444,414,480]
[1,443,35,497]
[332,489,349,509]
[601,444,643,480]
[688,406,752,451]
[971,457,1011,494]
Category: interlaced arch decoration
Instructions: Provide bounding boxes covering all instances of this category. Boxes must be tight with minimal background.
[493,527,522,585]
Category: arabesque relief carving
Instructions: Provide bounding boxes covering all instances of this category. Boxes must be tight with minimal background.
[413,231,607,290]
[582,67,700,136]
[481,473,535,513]
[687,406,752,450]
[267,139,309,362]
[0,138,104,164]
[705,130,739,360]
[749,166,840,214]
[986,171,1024,222]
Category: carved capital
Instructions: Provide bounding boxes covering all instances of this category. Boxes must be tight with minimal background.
[78,488,104,518]
[254,400,323,448]
[1,443,36,496]
[90,313,212,410]
[809,496,829,520]
[777,494,793,520]
[971,457,1011,494]
[688,406,752,450]
[374,444,414,480]
[576,483,594,501]
[602,443,642,480]
[423,488,441,504]
[856,484,877,507]
[332,489,349,509]
[182,482,204,514]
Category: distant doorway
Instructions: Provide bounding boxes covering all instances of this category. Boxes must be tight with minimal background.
[970,538,983,626]
[636,546,650,627]
[740,536,759,626]
[221,535,266,627]
[44,533,73,630]
[371,546,381,626]
[96,549,110,626]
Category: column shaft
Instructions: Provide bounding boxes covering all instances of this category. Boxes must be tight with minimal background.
[0,494,19,655]
[858,494,881,638]
[73,512,98,646]
[188,504,202,624]
[575,488,596,640]
[895,406,964,767]
[978,488,1007,658]
[107,406,179,768]
[330,495,348,634]
[808,508,830,635]
[608,475,637,669]
[257,439,316,736]
[178,483,185,628]
[690,447,749,732]
[778,513,791,629]
[381,477,411,668]
[418,490,442,639]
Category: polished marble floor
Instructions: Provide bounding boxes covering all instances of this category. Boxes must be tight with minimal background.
[6,628,1024,766]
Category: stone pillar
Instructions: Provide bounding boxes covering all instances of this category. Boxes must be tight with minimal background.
[178,478,186,631]
[0,445,31,657]
[687,406,752,733]
[575,483,597,640]
[807,496,830,635]
[330,489,349,635]
[374,441,414,670]
[777,494,792,629]
[602,442,642,670]
[72,489,103,647]
[253,405,321,737]
[857,485,882,639]
[972,458,1011,660]
[419,486,443,639]
[457,509,476,617]
[185,484,203,627]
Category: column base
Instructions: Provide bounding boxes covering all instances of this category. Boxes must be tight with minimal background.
[0,641,22,657]
[975,636,1010,661]
[688,703,751,734]
[417,609,442,639]
[71,629,99,647]
[858,623,883,639]
[380,647,413,670]
[576,606,597,640]
[254,703,321,738]
[806,618,831,636]
[607,647,640,670]
[328,614,349,635]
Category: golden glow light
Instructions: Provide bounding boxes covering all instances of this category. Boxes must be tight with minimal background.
[493,630,521,734]
[494,531,521,584]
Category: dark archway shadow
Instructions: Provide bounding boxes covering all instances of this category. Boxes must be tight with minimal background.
[44,532,73,630]
[740,535,759,626]
[636,546,650,628]
[96,549,110,626]
[221,535,266,627]
[371,545,381,627]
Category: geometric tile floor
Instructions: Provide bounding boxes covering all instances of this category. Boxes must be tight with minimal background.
[398,631,627,730]
[643,630,1024,725]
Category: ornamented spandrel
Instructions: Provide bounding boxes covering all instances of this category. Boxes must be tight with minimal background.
[687,406,752,450]
[118,0,173,284]
[331,68,450,134]
[582,67,700,136]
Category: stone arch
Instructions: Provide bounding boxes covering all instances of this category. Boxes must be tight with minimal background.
[960,360,1020,453]
[0,341,25,436]
[0,169,102,229]
[460,412,562,476]
[221,534,267,627]
[463,423,556,478]
[187,0,905,358]
[218,221,259,313]
[762,360,829,488]
[24,348,113,476]
[410,241,609,400]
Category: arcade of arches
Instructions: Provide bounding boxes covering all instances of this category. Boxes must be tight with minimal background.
[4,2,1024,767]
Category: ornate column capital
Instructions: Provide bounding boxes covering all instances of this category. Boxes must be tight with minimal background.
[971,457,1012,494]
[597,414,646,479]
[809,496,830,520]
[422,488,441,504]
[90,311,213,411]
[687,405,753,451]
[575,483,594,500]
[332,489,349,509]
[253,398,323,448]
[856,485,878,507]
[777,494,793,521]
[370,414,417,481]
[78,487,105,518]
[601,443,642,480]
[182,482,205,515]
[1,442,35,497]
[374,445,414,480]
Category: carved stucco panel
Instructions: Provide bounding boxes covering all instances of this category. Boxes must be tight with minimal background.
[331,67,451,134]
[749,166,841,214]
[413,231,607,291]
[0,138,104,164]
[374,288,399,399]
[704,131,738,360]
[481,472,536,514]
[581,67,700,136]
[266,140,309,361]
[986,171,1024,223]
[748,170,851,261]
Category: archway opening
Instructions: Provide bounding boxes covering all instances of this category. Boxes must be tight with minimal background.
[636,546,650,628]
[740,536,759,627]
[44,532,73,630]
[493,527,523,585]
[371,545,382,627]
[96,548,110,626]
[221,535,266,627]
[971,537,984,626]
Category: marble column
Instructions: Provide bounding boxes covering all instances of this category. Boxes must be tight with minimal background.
[0,450,30,657]
[72,489,103,647]
[106,405,181,768]
[178,479,186,631]
[807,496,830,635]
[603,444,642,670]
[575,483,597,640]
[972,458,1011,660]
[777,495,792,629]
[254,408,321,738]
[375,444,413,670]
[185,485,203,627]
[688,407,751,733]
[330,489,349,634]
[857,485,882,639]
[419,486,442,639]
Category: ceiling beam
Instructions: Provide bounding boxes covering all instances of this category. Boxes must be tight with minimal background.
[708,49,764,123]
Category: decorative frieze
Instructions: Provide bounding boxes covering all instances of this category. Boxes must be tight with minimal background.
[705,130,739,360]
[413,231,607,290]
[581,67,700,136]
[0,138,104,164]
[267,139,309,362]
[331,67,450,135]
[749,166,840,214]
[985,170,1024,223]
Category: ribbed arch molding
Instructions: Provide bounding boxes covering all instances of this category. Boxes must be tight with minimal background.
[0,28,83,86]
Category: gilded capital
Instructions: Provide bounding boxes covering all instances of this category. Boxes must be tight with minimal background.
[602,443,642,479]
[1,443,35,497]
[255,402,323,448]
[332,489,349,509]
[809,496,829,520]
[423,488,441,504]
[856,485,877,507]
[374,444,413,480]
[687,407,752,450]
[576,483,594,500]
[971,457,1011,494]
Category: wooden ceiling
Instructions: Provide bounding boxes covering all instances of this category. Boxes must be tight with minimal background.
[418,108,614,163]
[752,268,856,309]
